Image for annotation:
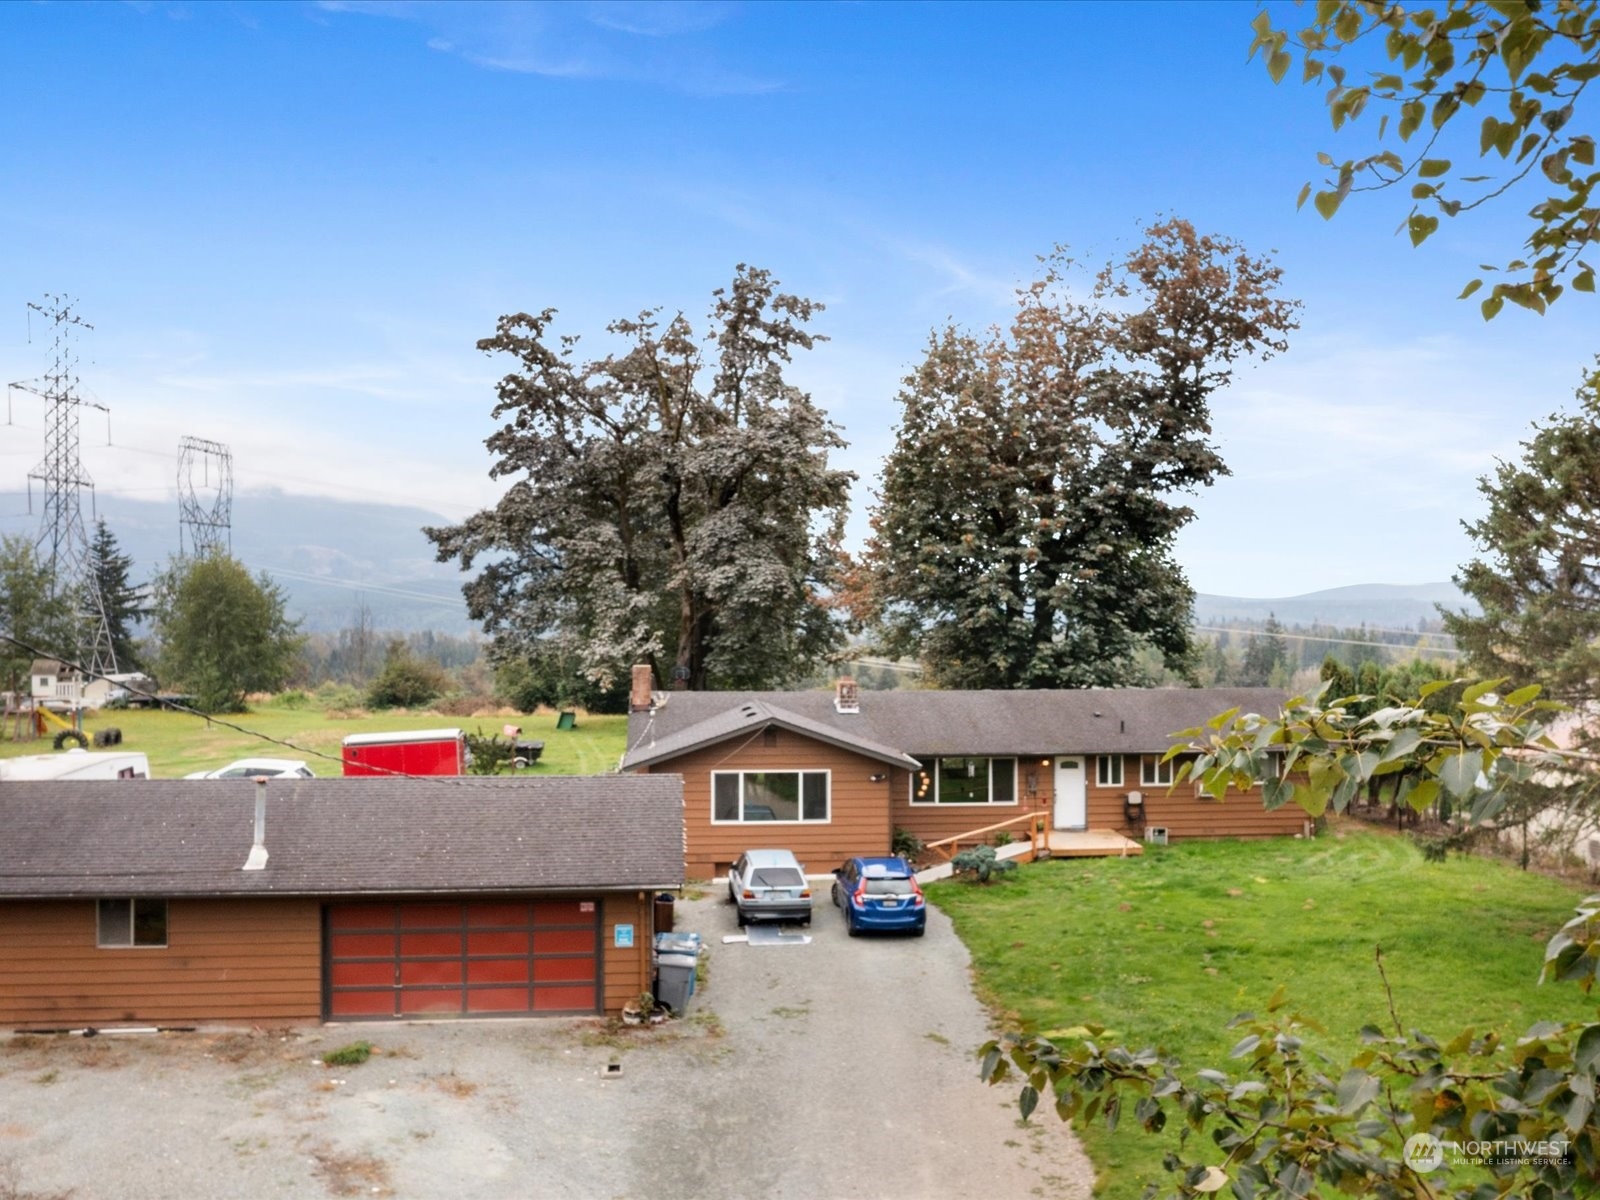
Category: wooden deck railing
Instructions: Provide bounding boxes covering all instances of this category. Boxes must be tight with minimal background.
[923,811,1047,863]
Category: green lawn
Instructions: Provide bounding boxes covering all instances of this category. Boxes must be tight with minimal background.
[0,701,629,778]
[929,830,1598,1199]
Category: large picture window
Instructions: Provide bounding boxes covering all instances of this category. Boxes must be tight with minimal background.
[712,771,829,823]
[912,757,1017,805]
[1096,755,1124,787]
[97,898,168,948]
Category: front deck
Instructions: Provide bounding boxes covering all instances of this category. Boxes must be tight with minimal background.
[1043,828,1143,858]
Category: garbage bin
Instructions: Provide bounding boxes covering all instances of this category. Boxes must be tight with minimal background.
[652,931,702,1014]
[653,891,675,934]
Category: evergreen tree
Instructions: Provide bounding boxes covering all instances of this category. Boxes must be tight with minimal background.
[86,519,149,672]
[1239,613,1289,687]
[1442,361,1600,718]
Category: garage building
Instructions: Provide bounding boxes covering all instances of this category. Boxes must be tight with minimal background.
[0,775,683,1027]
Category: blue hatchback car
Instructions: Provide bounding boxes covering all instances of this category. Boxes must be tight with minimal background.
[831,856,926,937]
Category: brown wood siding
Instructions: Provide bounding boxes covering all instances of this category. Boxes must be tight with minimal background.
[602,892,652,1015]
[1085,755,1313,840]
[889,763,1054,847]
[642,729,894,879]
[0,898,321,1027]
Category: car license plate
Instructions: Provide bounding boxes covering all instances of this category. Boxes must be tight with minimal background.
[880,899,899,908]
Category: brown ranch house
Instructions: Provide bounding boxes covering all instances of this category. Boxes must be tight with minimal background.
[621,670,1309,880]
[0,776,683,1029]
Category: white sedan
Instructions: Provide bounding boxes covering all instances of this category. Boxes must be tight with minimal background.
[184,758,316,780]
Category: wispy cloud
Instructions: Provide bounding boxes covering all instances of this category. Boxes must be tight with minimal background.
[315,0,782,96]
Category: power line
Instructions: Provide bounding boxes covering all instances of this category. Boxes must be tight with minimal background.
[1192,624,1462,657]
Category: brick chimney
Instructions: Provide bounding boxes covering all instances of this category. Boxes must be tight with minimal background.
[629,664,656,713]
[834,676,860,714]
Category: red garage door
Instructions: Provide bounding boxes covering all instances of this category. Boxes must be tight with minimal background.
[325,898,601,1020]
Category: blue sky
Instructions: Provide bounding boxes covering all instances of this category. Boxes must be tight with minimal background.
[0,0,1591,599]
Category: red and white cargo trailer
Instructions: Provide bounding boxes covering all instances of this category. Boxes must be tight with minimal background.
[341,728,467,777]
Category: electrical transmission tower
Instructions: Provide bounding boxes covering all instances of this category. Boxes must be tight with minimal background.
[10,295,118,675]
[177,436,233,557]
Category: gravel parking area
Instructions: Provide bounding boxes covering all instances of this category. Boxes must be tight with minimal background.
[0,893,1091,1200]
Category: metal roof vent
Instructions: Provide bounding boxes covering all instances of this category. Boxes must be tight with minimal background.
[243,778,269,872]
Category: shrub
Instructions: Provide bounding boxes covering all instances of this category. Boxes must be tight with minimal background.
[367,641,450,710]
[891,826,924,860]
[951,844,1017,883]
[463,728,515,775]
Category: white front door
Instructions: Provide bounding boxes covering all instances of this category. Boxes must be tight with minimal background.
[1053,757,1087,829]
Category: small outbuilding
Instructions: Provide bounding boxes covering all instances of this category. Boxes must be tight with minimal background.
[0,775,684,1028]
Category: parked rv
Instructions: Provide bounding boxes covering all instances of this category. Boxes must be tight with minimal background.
[0,750,151,781]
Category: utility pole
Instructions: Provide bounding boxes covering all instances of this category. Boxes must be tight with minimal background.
[11,295,117,675]
[177,435,233,557]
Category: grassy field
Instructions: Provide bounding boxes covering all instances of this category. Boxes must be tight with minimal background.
[929,829,1596,1199]
[0,700,630,778]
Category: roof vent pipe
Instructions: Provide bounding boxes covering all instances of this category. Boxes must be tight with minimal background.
[243,778,269,872]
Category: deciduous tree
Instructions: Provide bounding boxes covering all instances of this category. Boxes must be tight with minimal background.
[982,682,1600,1198]
[0,535,74,737]
[1251,0,1600,315]
[858,219,1297,689]
[427,266,853,693]
[151,555,303,713]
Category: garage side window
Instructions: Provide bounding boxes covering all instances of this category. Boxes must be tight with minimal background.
[712,771,829,823]
[97,898,168,948]
[911,757,1017,805]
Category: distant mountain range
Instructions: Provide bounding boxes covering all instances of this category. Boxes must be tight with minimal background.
[1193,583,1473,631]
[11,492,1474,638]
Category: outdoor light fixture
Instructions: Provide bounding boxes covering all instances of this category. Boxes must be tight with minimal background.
[869,773,887,783]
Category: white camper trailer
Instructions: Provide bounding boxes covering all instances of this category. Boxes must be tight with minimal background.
[0,750,151,781]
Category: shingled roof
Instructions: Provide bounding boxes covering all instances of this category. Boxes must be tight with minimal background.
[624,687,1289,765]
[622,698,922,772]
[0,776,684,898]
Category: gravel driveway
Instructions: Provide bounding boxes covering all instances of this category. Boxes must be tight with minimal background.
[0,892,1091,1200]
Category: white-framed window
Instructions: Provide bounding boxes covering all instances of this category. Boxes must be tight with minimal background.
[911,757,1018,805]
[1096,755,1124,788]
[712,771,830,823]
[1140,756,1174,786]
[97,898,168,948]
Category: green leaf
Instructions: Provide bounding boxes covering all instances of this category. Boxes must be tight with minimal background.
[1295,181,1312,210]
[1268,48,1291,84]
[1019,1084,1039,1121]
[1408,214,1440,246]
[1504,683,1542,705]
[1575,270,1596,294]
[1262,777,1294,811]
[1313,190,1344,220]
[1418,158,1451,177]
[1462,678,1500,703]
[1439,750,1484,800]
[1575,1024,1600,1073]
[1335,1068,1380,1114]
[1481,293,1505,320]
[1405,777,1440,813]
[1379,728,1422,763]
